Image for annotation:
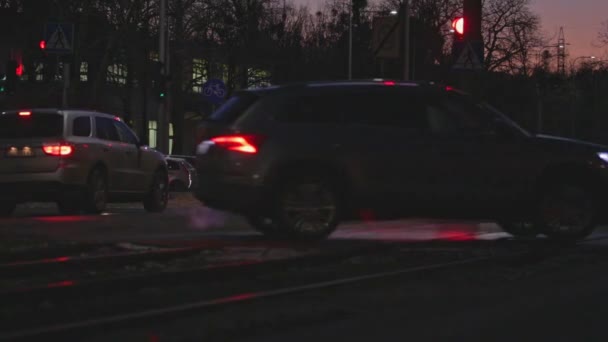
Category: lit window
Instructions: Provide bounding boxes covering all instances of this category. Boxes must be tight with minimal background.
[148,121,158,148]
[107,64,127,85]
[35,63,44,81]
[80,62,88,82]
[147,121,173,151]
[192,59,208,93]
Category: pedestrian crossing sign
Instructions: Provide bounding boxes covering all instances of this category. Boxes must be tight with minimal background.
[44,23,74,54]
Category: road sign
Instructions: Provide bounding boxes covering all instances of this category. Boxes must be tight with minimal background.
[372,16,401,59]
[452,41,484,70]
[202,79,227,105]
[44,23,74,54]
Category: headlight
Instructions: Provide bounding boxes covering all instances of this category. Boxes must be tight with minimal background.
[597,152,608,163]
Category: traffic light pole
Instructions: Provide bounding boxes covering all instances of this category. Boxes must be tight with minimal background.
[402,0,410,81]
[157,0,169,154]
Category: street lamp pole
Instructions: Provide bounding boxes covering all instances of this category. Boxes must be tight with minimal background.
[348,0,352,80]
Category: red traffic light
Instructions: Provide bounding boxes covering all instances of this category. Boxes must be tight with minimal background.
[452,17,464,36]
[39,40,46,50]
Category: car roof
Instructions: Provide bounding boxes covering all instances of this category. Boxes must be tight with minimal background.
[0,108,119,119]
[244,79,447,97]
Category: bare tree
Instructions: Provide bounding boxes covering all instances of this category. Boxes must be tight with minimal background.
[483,0,543,74]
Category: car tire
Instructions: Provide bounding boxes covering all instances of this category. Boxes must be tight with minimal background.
[143,169,169,213]
[0,201,16,217]
[498,221,539,238]
[83,168,108,214]
[270,173,341,241]
[247,216,284,237]
[536,182,597,241]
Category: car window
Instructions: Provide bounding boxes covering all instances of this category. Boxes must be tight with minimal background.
[72,116,91,137]
[113,121,139,145]
[0,112,63,139]
[344,90,429,134]
[208,92,259,123]
[275,94,343,124]
[95,117,120,141]
[426,93,510,137]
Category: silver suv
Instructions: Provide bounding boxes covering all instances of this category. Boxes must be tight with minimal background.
[0,109,169,216]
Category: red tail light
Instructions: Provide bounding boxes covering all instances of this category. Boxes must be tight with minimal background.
[18,111,31,116]
[210,135,263,154]
[43,144,73,156]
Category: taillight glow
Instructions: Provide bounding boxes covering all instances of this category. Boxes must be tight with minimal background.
[210,135,261,154]
[445,86,455,91]
[43,144,73,156]
[18,111,31,116]
[383,81,396,86]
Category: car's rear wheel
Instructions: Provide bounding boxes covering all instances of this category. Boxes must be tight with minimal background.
[0,201,16,217]
[499,221,539,238]
[247,216,284,237]
[143,169,169,213]
[271,173,341,240]
[537,183,597,241]
[83,168,108,214]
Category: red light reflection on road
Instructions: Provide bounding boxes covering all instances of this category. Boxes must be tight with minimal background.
[47,280,75,288]
[437,229,476,241]
[215,292,257,304]
[34,216,97,223]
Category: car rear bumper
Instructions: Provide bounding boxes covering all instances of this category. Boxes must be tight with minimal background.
[0,181,85,202]
[194,174,269,215]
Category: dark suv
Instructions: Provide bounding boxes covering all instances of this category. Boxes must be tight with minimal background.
[194,80,608,240]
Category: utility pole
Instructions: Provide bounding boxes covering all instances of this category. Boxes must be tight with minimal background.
[402,0,410,81]
[157,0,169,154]
[348,0,353,80]
[62,62,69,108]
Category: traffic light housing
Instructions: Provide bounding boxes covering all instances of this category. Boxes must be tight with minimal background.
[152,61,168,100]
[452,17,464,41]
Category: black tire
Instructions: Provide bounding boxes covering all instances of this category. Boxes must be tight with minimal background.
[83,168,108,214]
[247,216,284,237]
[270,173,341,241]
[143,169,169,213]
[0,201,16,217]
[57,197,82,215]
[536,183,597,241]
[498,221,539,238]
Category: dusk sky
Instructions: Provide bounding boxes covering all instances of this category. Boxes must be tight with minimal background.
[300,0,608,60]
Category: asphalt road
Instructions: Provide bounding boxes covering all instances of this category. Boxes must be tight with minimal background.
[0,193,510,246]
[4,194,608,341]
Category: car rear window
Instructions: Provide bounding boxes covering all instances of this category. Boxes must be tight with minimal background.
[0,112,63,139]
[207,92,259,123]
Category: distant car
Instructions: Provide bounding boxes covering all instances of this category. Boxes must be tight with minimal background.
[194,80,608,241]
[0,109,169,216]
[166,157,197,191]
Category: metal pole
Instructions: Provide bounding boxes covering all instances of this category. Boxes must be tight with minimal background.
[157,0,168,153]
[348,0,353,80]
[402,0,410,81]
[62,62,69,108]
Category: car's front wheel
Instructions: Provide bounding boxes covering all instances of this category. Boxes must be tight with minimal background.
[537,183,597,241]
[143,169,169,213]
[0,201,16,217]
[271,173,341,240]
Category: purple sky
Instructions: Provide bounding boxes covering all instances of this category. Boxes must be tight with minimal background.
[300,0,608,60]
